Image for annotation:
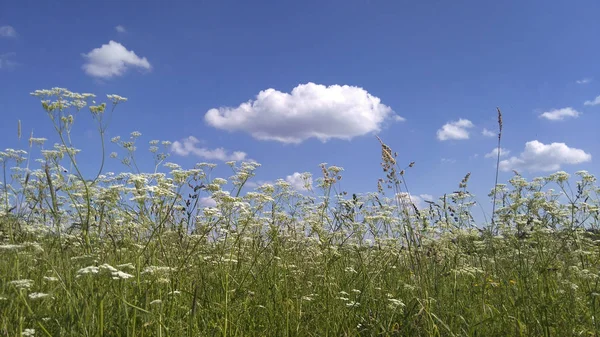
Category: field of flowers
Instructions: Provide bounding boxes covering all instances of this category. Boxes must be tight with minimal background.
[1,88,599,336]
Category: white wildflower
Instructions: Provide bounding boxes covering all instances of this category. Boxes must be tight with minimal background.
[76,266,100,277]
[0,244,24,251]
[112,270,134,280]
[9,279,33,289]
[28,292,51,300]
[142,266,175,275]
[107,94,128,104]
[388,298,405,310]
[117,263,135,270]
[22,328,35,336]
[301,294,315,301]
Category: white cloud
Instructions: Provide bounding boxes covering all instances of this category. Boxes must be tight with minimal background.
[285,172,312,191]
[482,128,496,137]
[484,147,510,158]
[584,95,600,106]
[204,82,399,144]
[199,197,216,207]
[171,136,247,161]
[0,25,17,38]
[115,25,126,33]
[0,53,17,70]
[499,140,591,172]
[436,119,474,141]
[441,158,456,164]
[81,40,151,78]
[539,107,580,121]
[396,193,434,210]
[576,78,592,84]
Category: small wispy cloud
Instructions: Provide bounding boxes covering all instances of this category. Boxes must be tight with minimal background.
[0,25,17,38]
[482,128,496,137]
[539,107,580,121]
[171,136,247,161]
[115,25,126,33]
[576,78,592,85]
[81,40,151,79]
[199,197,216,207]
[436,119,474,141]
[484,148,510,158]
[0,53,17,70]
[584,95,600,106]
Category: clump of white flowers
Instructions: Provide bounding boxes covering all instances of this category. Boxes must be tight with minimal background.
[28,292,51,300]
[76,264,133,280]
[22,328,35,336]
[9,279,34,290]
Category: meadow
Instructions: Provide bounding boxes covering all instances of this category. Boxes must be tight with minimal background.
[1,88,599,336]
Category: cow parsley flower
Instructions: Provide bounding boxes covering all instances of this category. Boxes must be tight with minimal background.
[77,266,100,277]
[112,270,134,280]
[9,279,34,289]
[28,292,51,300]
[22,328,35,336]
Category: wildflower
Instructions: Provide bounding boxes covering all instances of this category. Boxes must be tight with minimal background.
[549,171,570,183]
[142,266,175,275]
[301,295,315,301]
[22,328,35,336]
[107,94,128,104]
[99,264,118,273]
[163,162,181,170]
[112,270,134,280]
[387,298,405,310]
[0,244,24,251]
[346,301,360,307]
[212,178,228,185]
[76,266,100,277]
[117,263,135,270]
[28,292,51,300]
[9,279,34,289]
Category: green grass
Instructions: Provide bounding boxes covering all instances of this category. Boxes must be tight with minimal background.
[0,88,599,336]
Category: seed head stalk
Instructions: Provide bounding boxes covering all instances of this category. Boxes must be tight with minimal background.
[491,107,503,235]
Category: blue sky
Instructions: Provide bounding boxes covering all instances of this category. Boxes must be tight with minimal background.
[1,0,599,222]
